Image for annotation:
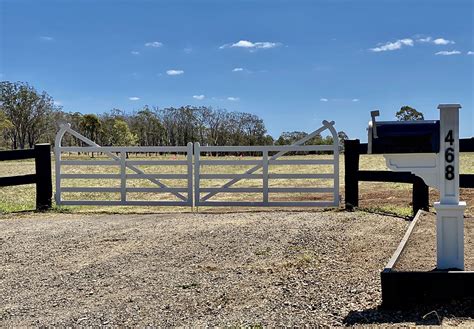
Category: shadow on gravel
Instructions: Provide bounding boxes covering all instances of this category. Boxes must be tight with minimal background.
[343,298,474,326]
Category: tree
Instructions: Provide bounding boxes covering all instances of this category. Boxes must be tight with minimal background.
[0,111,14,149]
[396,106,424,121]
[276,131,308,145]
[111,119,138,146]
[79,114,101,142]
[0,81,56,149]
[130,107,164,146]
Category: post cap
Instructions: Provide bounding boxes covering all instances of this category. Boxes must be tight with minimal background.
[438,104,461,110]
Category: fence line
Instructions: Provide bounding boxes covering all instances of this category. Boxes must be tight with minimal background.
[344,138,474,215]
[0,143,52,210]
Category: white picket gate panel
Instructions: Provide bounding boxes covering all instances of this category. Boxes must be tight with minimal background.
[55,124,193,206]
[194,120,340,207]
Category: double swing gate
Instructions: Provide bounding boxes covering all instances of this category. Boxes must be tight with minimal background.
[55,120,339,208]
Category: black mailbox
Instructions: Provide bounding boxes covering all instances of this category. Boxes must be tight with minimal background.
[368,116,440,154]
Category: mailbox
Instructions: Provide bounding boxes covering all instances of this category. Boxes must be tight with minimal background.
[368,112,440,154]
[367,104,466,271]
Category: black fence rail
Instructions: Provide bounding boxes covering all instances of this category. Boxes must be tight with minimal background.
[345,138,474,216]
[0,143,52,210]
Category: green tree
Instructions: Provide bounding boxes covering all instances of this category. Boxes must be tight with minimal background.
[0,111,14,149]
[130,107,165,146]
[111,119,138,146]
[0,81,56,149]
[79,114,101,142]
[396,106,424,121]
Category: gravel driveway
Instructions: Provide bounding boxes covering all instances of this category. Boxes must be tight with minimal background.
[0,210,471,326]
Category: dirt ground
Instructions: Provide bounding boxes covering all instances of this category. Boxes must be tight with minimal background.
[1,210,473,326]
[395,212,474,271]
[357,186,474,217]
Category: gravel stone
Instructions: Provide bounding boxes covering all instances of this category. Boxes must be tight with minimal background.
[0,211,471,326]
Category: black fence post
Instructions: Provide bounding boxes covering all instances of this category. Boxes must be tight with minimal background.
[345,139,360,210]
[35,143,52,210]
[412,175,429,215]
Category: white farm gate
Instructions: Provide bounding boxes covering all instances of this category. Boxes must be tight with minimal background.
[55,124,193,206]
[194,120,339,207]
[54,120,339,208]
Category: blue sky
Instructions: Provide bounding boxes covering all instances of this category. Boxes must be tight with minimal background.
[1,0,473,140]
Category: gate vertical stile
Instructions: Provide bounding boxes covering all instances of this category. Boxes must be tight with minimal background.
[333,136,340,206]
[54,124,68,206]
[55,145,61,205]
[263,149,269,204]
[120,151,126,203]
[187,142,193,209]
[194,142,200,211]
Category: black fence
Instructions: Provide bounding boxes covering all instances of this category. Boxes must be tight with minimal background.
[345,138,474,216]
[0,143,52,211]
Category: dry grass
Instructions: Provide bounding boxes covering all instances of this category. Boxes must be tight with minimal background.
[1,152,473,216]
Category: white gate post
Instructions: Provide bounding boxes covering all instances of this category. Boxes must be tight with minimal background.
[435,104,466,270]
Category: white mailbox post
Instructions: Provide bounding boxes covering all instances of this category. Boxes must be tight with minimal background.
[383,104,466,270]
[434,104,466,270]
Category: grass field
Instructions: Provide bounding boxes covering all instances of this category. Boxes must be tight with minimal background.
[1,152,473,217]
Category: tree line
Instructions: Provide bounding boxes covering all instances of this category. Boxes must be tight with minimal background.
[0,81,346,151]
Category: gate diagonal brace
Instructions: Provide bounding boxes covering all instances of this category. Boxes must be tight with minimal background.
[55,124,188,202]
[200,120,337,202]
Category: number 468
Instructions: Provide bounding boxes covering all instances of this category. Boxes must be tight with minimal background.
[445,130,455,181]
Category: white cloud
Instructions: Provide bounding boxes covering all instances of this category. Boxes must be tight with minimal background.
[417,36,455,45]
[220,40,281,50]
[129,97,140,101]
[435,50,461,56]
[370,38,414,52]
[227,97,240,101]
[184,47,193,53]
[352,99,359,102]
[320,98,328,102]
[145,41,163,48]
[193,95,205,100]
[417,36,432,43]
[232,67,244,72]
[373,36,456,53]
[131,51,140,55]
[468,51,474,55]
[166,69,184,76]
[53,100,62,106]
[433,38,455,45]
[39,36,54,41]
